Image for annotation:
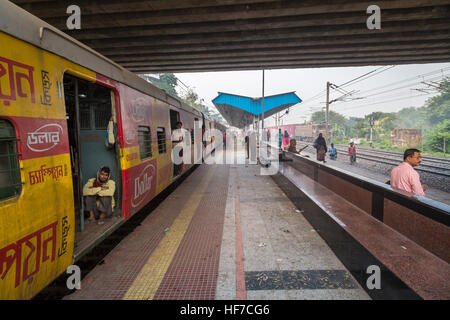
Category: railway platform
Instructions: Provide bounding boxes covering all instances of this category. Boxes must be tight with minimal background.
[62,150,369,300]
[63,146,449,300]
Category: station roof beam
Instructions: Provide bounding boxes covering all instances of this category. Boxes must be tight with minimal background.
[10,0,450,73]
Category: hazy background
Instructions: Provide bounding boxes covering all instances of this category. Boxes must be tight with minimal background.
[174,62,450,127]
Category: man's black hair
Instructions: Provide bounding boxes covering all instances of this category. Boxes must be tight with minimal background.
[100,166,111,174]
[176,121,182,126]
[403,148,421,160]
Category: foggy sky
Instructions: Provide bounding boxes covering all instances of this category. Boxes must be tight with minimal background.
[175,62,450,127]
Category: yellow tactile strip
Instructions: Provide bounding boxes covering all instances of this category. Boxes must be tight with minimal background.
[123,166,216,300]
[153,165,229,299]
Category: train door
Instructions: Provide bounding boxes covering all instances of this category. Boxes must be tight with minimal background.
[63,74,121,232]
[169,109,181,177]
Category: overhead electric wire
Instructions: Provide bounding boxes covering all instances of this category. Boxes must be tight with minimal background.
[338,65,395,89]
[352,67,450,97]
[298,66,395,109]
[287,65,449,123]
[332,73,449,107]
[337,92,434,112]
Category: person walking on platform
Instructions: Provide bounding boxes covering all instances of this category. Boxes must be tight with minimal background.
[390,148,428,196]
[83,166,116,225]
[313,133,327,163]
[278,129,283,149]
[245,133,249,159]
[348,141,356,165]
[328,143,337,160]
[282,130,290,149]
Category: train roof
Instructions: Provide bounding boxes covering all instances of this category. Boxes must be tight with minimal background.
[0,1,212,120]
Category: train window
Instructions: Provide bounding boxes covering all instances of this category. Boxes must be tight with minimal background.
[94,103,110,129]
[74,79,112,130]
[79,103,91,129]
[138,126,152,159]
[0,119,21,200]
[157,127,166,154]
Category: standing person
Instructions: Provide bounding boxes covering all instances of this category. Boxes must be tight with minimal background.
[328,143,337,160]
[266,129,271,152]
[313,133,327,163]
[282,130,290,149]
[83,166,116,225]
[390,148,428,196]
[244,132,249,159]
[278,129,283,149]
[348,141,356,165]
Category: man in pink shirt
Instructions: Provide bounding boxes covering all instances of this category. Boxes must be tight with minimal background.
[390,148,428,196]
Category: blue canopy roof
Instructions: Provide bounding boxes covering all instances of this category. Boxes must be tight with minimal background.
[212,92,302,128]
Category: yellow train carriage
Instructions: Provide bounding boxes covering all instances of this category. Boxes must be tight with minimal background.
[1,1,225,299]
[0,31,91,299]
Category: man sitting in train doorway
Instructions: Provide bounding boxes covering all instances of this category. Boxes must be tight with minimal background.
[83,166,116,225]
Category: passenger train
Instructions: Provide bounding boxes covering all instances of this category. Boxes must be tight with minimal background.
[0,2,226,299]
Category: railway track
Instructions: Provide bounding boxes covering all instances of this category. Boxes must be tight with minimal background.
[341,145,450,167]
[296,142,450,178]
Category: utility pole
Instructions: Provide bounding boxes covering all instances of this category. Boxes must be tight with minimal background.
[369,116,374,147]
[325,81,330,143]
[262,69,265,131]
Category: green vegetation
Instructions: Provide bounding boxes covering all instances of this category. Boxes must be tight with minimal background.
[313,78,450,157]
[139,73,226,124]
[139,73,180,99]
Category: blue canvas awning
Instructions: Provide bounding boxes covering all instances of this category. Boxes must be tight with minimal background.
[212,91,302,128]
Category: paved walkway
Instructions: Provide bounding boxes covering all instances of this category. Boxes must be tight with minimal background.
[64,148,369,300]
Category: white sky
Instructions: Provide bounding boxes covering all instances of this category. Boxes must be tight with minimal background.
[175,62,450,127]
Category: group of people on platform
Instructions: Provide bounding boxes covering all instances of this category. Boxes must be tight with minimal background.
[83,127,429,226]
[279,130,355,165]
[282,131,428,197]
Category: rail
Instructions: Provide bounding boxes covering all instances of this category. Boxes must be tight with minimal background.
[296,142,450,177]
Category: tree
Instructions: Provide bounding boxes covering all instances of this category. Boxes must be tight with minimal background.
[139,73,180,98]
[395,107,426,129]
[311,110,349,137]
[423,78,450,126]
[424,119,450,153]
[180,87,221,120]
[181,87,200,108]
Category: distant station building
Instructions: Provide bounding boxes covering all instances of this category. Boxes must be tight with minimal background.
[390,128,422,148]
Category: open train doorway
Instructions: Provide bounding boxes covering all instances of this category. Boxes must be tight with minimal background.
[170,109,182,177]
[63,74,121,235]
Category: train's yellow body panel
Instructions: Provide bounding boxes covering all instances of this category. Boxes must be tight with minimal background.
[0,20,223,299]
[0,32,95,299]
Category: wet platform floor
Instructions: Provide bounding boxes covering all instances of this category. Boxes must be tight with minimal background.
[64,150,370,300]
